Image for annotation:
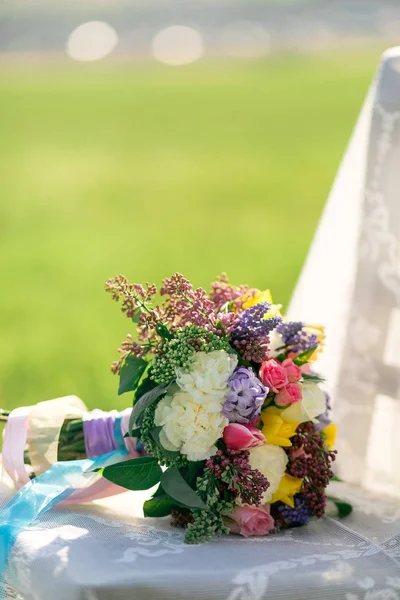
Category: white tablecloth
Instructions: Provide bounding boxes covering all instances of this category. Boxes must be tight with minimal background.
[1,482,399,600]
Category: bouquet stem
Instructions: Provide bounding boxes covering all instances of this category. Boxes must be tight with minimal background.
[0,410,87,461]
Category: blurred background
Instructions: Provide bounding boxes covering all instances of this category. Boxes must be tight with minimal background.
[0,0,397,415]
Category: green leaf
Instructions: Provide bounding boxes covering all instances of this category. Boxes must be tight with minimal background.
[134,375,158,403]
[124,427,141,439]
[327,497,353,518]
[118,355,148,396]
[143,495,175,518]
[161,467,207,510]
[331,475,344,482]
[155,323,172,340]
[132,308,143,324]
[276,353,287,363]
[188,461,205,485]
[129,383,169,435]
[101,456,162,491]
[150,426,181,459]
[302,373,325,382]
[293,347,318,366]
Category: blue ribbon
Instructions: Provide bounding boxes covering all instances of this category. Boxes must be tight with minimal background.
[113,414,125,453]
[0,448,127,595]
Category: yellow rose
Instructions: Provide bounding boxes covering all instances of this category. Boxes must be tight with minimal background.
[262,408,300,447]
[271,474,303,508]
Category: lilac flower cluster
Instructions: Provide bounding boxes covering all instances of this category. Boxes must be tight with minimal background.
[106,273,240,367]
[206,449,270,506]
[223,367,268,424]
[230,303,282,362]
[276,321,318,354]
[288,423,337,518]
[209,273,254,312]
[275,495,312,527]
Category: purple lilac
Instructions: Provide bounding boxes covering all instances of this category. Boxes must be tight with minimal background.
[276,321,318,354]
[223,367,268,423]
[230,303,282,363]
[206,449,270,506]
[276,494,312,526]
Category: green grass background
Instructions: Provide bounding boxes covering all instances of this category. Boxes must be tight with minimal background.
[0,51,382,416]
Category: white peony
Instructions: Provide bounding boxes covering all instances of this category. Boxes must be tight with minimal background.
[175,350,237,408]
[268,328,284,358]
[282,381,326,424]
[248,444,288,503]
[154,389,229,461]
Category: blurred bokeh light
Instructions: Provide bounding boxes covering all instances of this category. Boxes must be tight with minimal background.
[152,26,204,66]
[66,21,119,62]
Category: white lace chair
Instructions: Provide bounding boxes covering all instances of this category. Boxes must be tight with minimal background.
[1,48,400,600]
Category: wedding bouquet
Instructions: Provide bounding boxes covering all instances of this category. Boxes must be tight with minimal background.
[98,273,339,543]
[1,273,345,545]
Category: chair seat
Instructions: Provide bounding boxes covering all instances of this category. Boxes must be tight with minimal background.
[2,482,399,600]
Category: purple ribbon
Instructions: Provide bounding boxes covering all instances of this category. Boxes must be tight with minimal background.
[83,410,125,458]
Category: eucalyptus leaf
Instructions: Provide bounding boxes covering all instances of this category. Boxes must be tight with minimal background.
[161,467,207,510]
[118,355,147,396]
[101,456,161,491]
[129,383,169,436]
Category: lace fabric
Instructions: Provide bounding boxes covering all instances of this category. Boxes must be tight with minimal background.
[1,482,399,600]
[289,48,400,500]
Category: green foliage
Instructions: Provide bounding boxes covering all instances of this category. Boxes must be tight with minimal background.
[302,373,324,382]
[143,495,176,517]
[294,347,318,366]
[150,426,181,459]
[128,383,169,435]
[155,323,173,341]
[118,355,147,396]
[100,456,162,490]
[161,467,207,510]
[327,497,353,518]
[134,375,158,403]
[185,501,236,544]
[151,325,231,384]
[140,403,188,468]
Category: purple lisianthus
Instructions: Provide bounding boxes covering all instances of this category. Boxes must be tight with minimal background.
[223,367,268,424]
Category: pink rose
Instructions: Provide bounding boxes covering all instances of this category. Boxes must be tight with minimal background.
[275,383,302,407]
[223,423,266,450]
[282,358,302,383]
[300,363,312,376]
[226,505,275,537]
[259,359,288,393]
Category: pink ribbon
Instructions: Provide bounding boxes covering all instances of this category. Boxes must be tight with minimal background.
[2,406,34,487]
[1,401,140,504]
